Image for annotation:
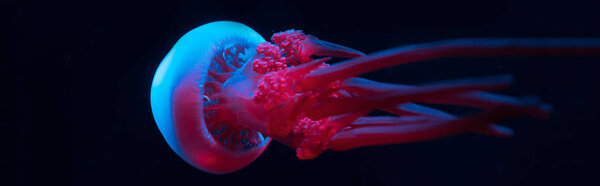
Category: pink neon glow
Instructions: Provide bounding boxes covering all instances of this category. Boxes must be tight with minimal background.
[244,30,545,160]
[156,22,600,174]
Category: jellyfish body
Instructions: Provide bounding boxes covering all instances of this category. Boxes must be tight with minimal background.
[151,21,600,174]
[151,21,271,174]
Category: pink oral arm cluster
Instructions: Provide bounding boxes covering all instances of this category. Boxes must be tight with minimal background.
[247,32,600,159]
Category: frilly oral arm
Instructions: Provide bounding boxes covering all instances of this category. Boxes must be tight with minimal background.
[252,29,366,75]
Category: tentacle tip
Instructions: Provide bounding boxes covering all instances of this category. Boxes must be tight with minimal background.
[344,50,366,58]
[531,103,553,119]
[476,124,514,138]
[305,38,366,59]
[353,51,367,57]
[492,125,515,137]
[540,103,554,113]
[518,95,553,119]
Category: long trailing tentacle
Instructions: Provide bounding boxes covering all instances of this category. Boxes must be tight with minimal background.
[306,74,515,120]
[327,104,543,151]
[387,103,515,137]
[338,77,551,137]
[302,38,600,89]
[344,77,552,118]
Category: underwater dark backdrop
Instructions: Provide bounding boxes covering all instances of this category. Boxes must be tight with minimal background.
[3,0,600,185]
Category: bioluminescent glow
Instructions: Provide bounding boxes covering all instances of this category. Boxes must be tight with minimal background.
[150,21,600,174]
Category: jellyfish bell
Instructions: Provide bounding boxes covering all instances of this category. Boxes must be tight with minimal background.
[150,21,271,174]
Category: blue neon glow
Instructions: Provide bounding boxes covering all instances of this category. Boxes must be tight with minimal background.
[150,21,266,157]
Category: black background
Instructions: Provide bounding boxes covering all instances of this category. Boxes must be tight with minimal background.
[3,0,600,185]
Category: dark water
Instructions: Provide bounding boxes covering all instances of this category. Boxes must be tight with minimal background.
[3,0,599,185]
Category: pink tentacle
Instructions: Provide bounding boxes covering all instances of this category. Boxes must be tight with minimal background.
[382,103,454,118]
[302,38,600,89]
[344,77,551,119]
[302,38,366,59]
[384,103,514,137]
[327,104,541,151]
[306,75,514,120]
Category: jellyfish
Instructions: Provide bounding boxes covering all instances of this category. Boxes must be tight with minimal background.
[150,21,600,174]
